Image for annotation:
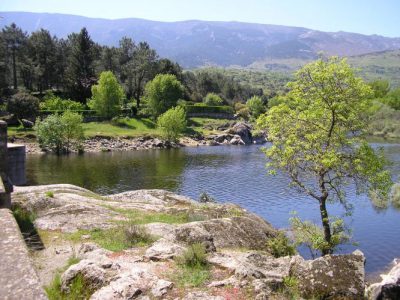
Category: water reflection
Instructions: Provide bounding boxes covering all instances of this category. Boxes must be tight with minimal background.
[26,143,400,277]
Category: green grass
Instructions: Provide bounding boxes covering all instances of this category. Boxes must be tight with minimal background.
[45,191,54,198]
[7,125,36,139]
[66,223,157,252]
[187,117,232,135]
[171,243,210,287]
[83,117,161,138]
[104,206,191,224]
[45,256,85,300]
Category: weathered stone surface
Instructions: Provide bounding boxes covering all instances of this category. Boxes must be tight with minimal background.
[183,292,224,300]
[226,122,253,144]
[0,209,47,299]
[173,215,276,250]
[229,135,245,145]
[366,258,400,300]
[293,249,365,299]
[21,118,34,128]
[145,238,186,260]
[61,260,107,292]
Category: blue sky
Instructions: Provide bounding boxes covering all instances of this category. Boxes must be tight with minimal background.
[1,0,399,37]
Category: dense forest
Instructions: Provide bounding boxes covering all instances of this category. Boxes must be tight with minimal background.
[0,23,271,107]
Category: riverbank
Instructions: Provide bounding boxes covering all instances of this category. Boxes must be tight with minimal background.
[9,120,266,154]
[11,183,376,299]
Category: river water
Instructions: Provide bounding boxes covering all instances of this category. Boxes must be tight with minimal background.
[26,143,400,278]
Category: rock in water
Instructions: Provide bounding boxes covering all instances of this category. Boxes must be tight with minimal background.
[366,259,400,300]
[226,122,253,144]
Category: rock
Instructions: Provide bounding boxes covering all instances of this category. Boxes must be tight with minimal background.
[366,258,400,300]
[173,215,276,250]
[213,134,233,144]
[90,276,142,300]
[151,279,173,297]
[293,250,366,299]
[183,292,224,300]
[229,135,245,145]
[61,260,106,292]
[145,238,186,260]
[226,122,253,144]
[21,118,34,128]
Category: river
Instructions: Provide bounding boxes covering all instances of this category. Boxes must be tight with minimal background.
[26,143,400,279]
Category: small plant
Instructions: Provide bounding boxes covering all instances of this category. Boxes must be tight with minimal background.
[176,243,208,268]
[173,243,210,288]
[45,191,54,198]
[281,276,300,300]
[199,191,216,203]
[123,223,155,246]
[266,231,296,258]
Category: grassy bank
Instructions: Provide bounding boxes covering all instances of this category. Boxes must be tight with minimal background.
[7,117,232,140]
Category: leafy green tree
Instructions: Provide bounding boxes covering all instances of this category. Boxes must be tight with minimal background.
[257,57,392,255]
[157,106,187,142]
[144,74,184,118]
[204,93,223,106]
[35,111,84,154]
[88,71,125,118]
[381,87,400,110]
[7,92,40,121]
[246,95,265,119]
[40,93,85,111]
[368,79,390,98]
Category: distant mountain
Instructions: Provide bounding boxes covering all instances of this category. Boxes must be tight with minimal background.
[1,11,400,68]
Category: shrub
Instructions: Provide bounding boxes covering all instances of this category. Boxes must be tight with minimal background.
[246,95,265,119]
[204,93,223,106]
[157,106,187,142]
[234,102,250,120]
[35,111,84,154]
[88,71,125,118]
[40,95,85,111]
[266,231,296,258]
[176,243,208,268]
[7,92,40,121]
[123,223,154,246]
[144,74,184,118]
[290,215,351,258]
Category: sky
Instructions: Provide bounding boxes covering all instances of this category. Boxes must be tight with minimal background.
[1,0,399,37]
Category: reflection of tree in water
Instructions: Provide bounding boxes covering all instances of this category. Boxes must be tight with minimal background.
[26,149,188,194]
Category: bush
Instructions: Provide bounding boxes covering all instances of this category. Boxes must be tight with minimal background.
[144,74,184,118]
[157,106,187,142]
[88,71,125,118]
[204,93,223,106]
[266,231,296,258]
[176,243,208,268]
[123,223,154,246]
[35,111,84,154]
[40,94,85,111]
[290,215,351,258]
[234,102,250,120]
[7,92,40,121]
[246,95,265,119]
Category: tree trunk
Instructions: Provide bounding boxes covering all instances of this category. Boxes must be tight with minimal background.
[319,196,332,255]
[12,49,17,89]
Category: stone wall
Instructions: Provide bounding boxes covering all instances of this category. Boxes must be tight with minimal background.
[0,209,47,299]
[187,112,235,119]
[0,120,12,208]
[7,143,26,186]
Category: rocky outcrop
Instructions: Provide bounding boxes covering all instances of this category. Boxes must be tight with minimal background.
[11,184,368,299]
[293,249,366,299]
[225,122,253,144]
[367,259,400,300]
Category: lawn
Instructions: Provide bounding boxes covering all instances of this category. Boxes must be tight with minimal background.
[7,117,233,140]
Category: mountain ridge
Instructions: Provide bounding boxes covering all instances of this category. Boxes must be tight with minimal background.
[1,11,400,68]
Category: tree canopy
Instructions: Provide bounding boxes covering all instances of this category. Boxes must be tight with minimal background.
[88,71,125,118]
[257,57,392,255]
[144,74,184,118]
